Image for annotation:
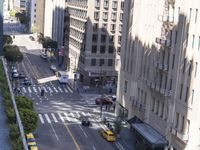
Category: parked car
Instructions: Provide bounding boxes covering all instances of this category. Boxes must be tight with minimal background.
[12,72,19,78]
[26,133,38,150]
[12,66,18,73]
[29,36,35,41]
[95,97,113,105]
[18,72,26,79]
[23,78,32,86]
[50,64,57,72]
[81,117,91,126]
[101,130,116,142]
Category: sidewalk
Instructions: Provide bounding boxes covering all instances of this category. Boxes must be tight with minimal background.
[0,94,11,150]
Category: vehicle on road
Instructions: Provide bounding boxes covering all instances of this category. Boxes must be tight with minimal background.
[23,78,32,86]
[12,72,19,78]
[50,64,57,72]
[56,71,69,84]
[95,97,113,105]
[29,36,35,41]
[26,133,38,150]
[81,117,91,126]
[40,53,47,60]
[18,72,26,79]
[101,130,116,142]
[12,66,18,73]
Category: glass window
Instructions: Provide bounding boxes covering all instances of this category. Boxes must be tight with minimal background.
[92,34,98,42]
[108,59,113,66]
[108,46,114,53]
[93,23,98,31]
[94,12,99,20]
[100,46,106,53]
[109,36,114,43]
[112,1,118,9]
[92,45,97,53]
[124,80,128,93]
[102,23,107,32]
[101,35,106,43]
[91,59,96,66]
[103,12,108,20]
[99,59,104,66]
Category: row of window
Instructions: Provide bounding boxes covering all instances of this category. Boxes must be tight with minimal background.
[152,98,167,120]
[91,58,114,66]
[94,11,123,21]
[70,28,85,41]
[95,0,124,10]
[68,8,87,19]
[91,45,115,54]
[68,0,88,7]
[70,18,86,31]
[174,112,190,134]
[93,23,123,33]
[92,34,121,44]
[69,37,84,50]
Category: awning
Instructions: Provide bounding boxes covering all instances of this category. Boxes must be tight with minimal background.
[132,123,168,149]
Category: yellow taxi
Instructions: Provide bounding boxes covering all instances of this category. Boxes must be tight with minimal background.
[26,133,37,149]
[101,130,116,142]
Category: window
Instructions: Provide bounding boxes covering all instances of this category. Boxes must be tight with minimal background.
[185,87,189,103]
[99,59,104,66]
[100,46,106,53]
[95,0,100,8]
[195,62,198,77]
[94,12,99,20]
[170,79,172,90]
[180,84,183,99]
[192,35,195,48]
[175,31,178,44]
[172,54,175,69]
[108,46,114,53]
[156,100,159,114]
[152,98,155,111]
[110,24,116,32]
[92,34,98,42]
[175,112,179,128]
[195,9,198,23]
[104,0,109,8]
[183,58,186,73]
[198,36,200,50]
[118,36,122,44]
[103,12,108,20]
[181,115,184,132]
[121,1,124,10]
[124,80,128,93]
[109,36,114,43]
[189,8,192,22]
[91,45,97,53]
[93,23,98,31]
[108,59,113,66]
[161,103,164,117]
[191,89,194,104]
[102,23,107,32]
[112,1,117,9]
[120,13,123,21]
[91,59,96,66]
[111,12,117,20]
[188,61,192,76]
[101,35,106,43]
[119,24,122,32]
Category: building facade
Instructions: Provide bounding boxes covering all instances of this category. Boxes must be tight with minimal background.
[14,0,29,12]
[117,0,200,149]
[64,0,124,85]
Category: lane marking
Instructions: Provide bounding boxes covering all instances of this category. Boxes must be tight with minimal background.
[43,87,48,93]
[64,123,80,150]
[33,86,37,93]
[53,87,58,93]
[58,113,65,122]
[79,125,88,138]
[44,114,51,123]
[50,123,59,141]
[64,88,68,93]
[66,86,73,93]
[115,142,125,150]
[47,86,53,93]
[28,87,32,93]
[22,87,26,93]
[58,87,63,93]
[93,146,97,150]
[64,113,72,122]
[51,113,58,123]
[39,114,45,124]
[81,112,86,116]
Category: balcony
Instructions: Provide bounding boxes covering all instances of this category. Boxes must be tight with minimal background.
[156,37,171,47]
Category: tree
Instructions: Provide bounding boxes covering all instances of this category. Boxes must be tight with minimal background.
[4,45,23,67]
[19,109,38,134]
[37,33,44,44]
[42,37,58,49]
[15,96,34,110]
[9,10,17,17]
[19,14,30,25]
[3,35,13,46]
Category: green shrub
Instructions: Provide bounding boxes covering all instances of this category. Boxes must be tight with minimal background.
[6,107,16,124]
[3,98,12,108]
[16,96,34,110]
[11,137,23,150]
[9,123,20,140]
[3,91,11,100]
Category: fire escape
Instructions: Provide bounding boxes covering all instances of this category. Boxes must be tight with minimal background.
[147,0,175,97]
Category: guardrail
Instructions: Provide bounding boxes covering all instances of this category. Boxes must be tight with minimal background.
[1,57,28,150]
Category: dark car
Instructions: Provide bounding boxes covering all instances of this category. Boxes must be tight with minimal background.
[95,97,113,106]
[81,117,91,126]
[23,78,32,86]
[18,72,26,79]
[29,36,35,41]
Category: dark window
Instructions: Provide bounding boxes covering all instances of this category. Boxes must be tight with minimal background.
[91,59,96,66]
[180,84,183,99]
[92,34,98,42]
[188,61,192,76]
[195,9,198,23]
[121,2,124,10]
[92,45,97,53]
[93,23,98,31]
[108,59,113,66]
[108,46,114,53]
[100,46,106,53]
[195,62,198,77]
[101,35,106,43]
[172,54,175,69]
[109,36,114,43]
[175,31,178,44]
[185,87,189,103]
[99,59,104,66]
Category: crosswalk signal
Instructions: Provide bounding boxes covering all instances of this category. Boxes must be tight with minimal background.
[41,88,45,96]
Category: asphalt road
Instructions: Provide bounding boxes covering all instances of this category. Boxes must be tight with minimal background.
[10,34,123,150]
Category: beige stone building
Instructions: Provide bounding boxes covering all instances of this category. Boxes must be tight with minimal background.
[117,0,200,149]
[64,0,124,85]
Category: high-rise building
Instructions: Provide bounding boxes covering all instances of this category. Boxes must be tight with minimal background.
[64,0,124,85]
[117,0,200,149]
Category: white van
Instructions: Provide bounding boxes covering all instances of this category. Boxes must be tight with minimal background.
[56,71,69,84]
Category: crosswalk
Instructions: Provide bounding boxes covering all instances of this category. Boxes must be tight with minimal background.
[20,85,73,95]
[38,112,98,125]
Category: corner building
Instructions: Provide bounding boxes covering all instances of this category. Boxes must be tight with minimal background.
[117,0,200,149]
[64,0,124,85]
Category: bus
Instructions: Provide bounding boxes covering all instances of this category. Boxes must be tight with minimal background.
[56,71,69,84]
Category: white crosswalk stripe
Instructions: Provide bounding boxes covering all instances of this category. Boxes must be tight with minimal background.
[64,88,68,93]
[51,113,58,123]
[58,87,63,93]
[38,87,41,92]
[33,86,37,93]
[64,113,72,122]
[43,87,48,93]
[44,114,51,123]
[39,114,45,124]
[58,113,65,122]
[22,87,26,93]
[28,87,32,93]
[47,87,53,93]
[66,86,73,93]
[53,87,58,93]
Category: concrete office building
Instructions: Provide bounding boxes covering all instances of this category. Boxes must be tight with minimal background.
[117,0,200,149]
[64,0,124,85]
